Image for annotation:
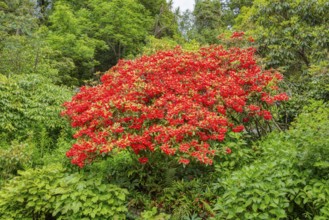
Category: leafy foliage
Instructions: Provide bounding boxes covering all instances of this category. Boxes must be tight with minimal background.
[0,141,33,184]
[236,0,329,75]
[0,73,72,143]
[0,163,128,220]
[213,101,329,219]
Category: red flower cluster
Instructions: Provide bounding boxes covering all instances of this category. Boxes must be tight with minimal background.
[62,43,288,167]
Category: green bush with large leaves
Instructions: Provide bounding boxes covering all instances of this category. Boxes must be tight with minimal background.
[213,100,329,219]
[0,73,72,144]
[0,163,128,220]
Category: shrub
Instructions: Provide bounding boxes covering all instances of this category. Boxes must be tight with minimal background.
[0,141,33,185]
[0,164,128,220]
[290,101,329,177]
[213,150,306,219]
[62,38,288,167]
[0,73,72,144]
[213,101,329,219]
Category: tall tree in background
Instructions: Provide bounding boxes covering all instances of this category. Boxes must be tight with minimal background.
[235,0,329,77]
[138,0,180,38]
[0,0,60,80]
[234,0,329,118]
[43,0,182,85]
[221,0,253,26]
[193,0,224,43]
[177,0,255,42]
[90,0,153,68]
[46,0,107,85]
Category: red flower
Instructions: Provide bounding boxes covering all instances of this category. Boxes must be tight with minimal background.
[179,158,190,165]
[248,36,255,42]
[242,117,249,123]
[262,110,272,120]
[231,31,245,39]
[232,125,244,133]
[138,157,148,164]
[226,148,232,154]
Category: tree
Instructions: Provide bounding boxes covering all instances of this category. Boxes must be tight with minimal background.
[46,1,106,85]
[234,0,329,109]
[137,0,180,38]
[0,0,38,36]
[0,0,64,81]
[89,0,152,64]
[45,0,153,85]
[235,0,329,77]
[189,0,227,43]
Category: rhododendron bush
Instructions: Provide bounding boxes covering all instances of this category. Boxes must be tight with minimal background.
[62,40,288,168]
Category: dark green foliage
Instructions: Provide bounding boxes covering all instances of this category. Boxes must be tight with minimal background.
[138,0,180,38]
[192,0,225,44]
[160,179,215,219]
[236,0,329,76]
[234,0,329,123]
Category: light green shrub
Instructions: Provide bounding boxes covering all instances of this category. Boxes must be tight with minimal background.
[0,163,128,220]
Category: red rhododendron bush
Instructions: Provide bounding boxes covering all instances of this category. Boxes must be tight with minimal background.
[62,42,288,168]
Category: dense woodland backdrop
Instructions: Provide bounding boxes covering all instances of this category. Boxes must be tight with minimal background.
[0,0,328,219]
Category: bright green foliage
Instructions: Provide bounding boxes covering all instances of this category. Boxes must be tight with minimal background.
[0,142,33,184]
[142,35,200,55]
[47,0,153,84]
[1,1,328,219]
[214,145,305,219]
[297,179,329,219]
[214,132,259,173]
[89,0,152,61]
[0,163,128,220]
[138,207,171,220]
[289,101,329,177]
[0,74,72,143]
[46,2,107,85]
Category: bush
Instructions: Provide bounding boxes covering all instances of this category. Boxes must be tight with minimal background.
[62,38,288,167]
[213,149,306,219]
[213,101,329,219]
[0,73,72,144]
[0,141,33,185]
[0,164,128,220]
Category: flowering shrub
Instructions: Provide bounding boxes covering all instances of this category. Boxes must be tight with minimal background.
[62,37,288,167]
